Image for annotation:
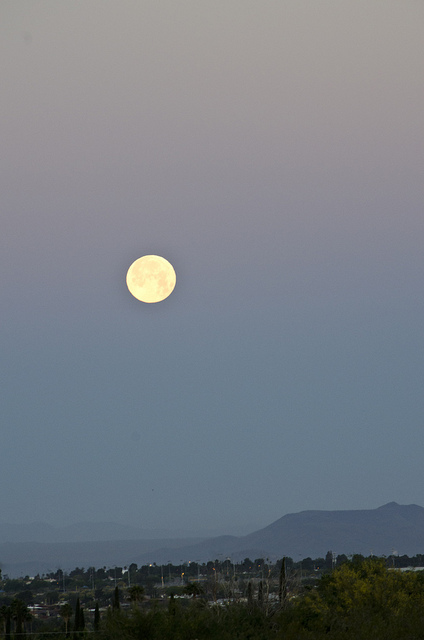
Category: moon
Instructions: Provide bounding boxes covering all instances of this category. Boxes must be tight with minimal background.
[126,255,176,303]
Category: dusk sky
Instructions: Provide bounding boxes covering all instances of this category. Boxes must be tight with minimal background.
[1,1,424,536]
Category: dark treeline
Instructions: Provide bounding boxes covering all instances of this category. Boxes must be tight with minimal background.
[2,554,424,639]
[13,550,424,585]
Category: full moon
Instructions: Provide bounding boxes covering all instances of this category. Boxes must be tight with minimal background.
[126,255,176,303]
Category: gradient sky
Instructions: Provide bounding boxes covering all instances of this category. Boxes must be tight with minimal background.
[1,0,424,536]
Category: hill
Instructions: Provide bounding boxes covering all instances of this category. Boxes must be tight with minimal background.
[131,502,424,565]
[2,503,424,577]
[242,501,424,558]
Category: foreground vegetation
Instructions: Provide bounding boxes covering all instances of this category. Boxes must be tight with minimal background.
[2,555,424,638]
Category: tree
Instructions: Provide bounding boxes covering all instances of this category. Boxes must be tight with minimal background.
[257,580,264,608]
[0,606,10,638]
[113,585,120,610]
[247,581,253,611]
[279,557,287,606]
[94,602,100,631]
[5,608,11,640]
[324,550,334,570]
[128,585,145,605]
[336,553,348,566]
[284,557,424,639]
[44,590,59,605]
[183,582,204,599]
[242,558,254,572]
[168,593,177,617]
[10,598,31,637]
[73,597,81,638]
[60,603,73,637]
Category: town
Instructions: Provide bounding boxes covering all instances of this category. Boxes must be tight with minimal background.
[2,553,424,638]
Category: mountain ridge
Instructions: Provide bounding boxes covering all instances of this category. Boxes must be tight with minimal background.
[0,521,252,544]
[2,503,424,577]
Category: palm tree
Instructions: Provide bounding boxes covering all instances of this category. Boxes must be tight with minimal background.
[10,599,31,637]
[0,606,8,632]
[60,603,73,637]
[0,606,10,637]
[184,582,204,599]
[128,585,145,607]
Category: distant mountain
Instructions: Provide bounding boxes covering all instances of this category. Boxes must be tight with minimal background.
[2,503,424,577]
[129,502,424,565]
[0,537,206,577]
[242,502,424,558]
[0,521,252,544]
[0,522,202,544]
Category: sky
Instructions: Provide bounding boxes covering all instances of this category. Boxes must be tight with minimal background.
[1,0,424,536]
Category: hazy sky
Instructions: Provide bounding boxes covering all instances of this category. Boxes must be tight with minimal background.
[1,0,423,535]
